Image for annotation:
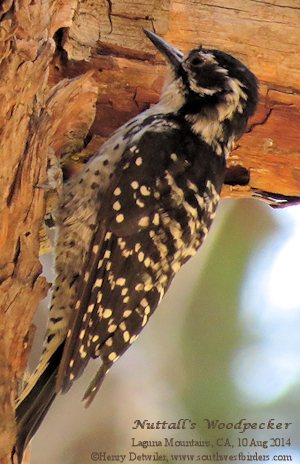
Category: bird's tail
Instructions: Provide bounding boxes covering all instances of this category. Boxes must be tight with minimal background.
[15,342,64,463]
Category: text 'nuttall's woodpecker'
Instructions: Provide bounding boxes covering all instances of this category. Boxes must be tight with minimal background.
[15,29,258,460]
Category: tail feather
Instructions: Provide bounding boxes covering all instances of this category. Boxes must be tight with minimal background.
[15,343,64,462]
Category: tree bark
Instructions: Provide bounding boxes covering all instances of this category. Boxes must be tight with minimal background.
[0,0,299,461]
[0,1,98,461]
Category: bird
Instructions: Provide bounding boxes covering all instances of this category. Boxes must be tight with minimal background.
[15,29,258,460]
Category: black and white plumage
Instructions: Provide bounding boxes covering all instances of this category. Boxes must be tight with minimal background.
[15,30,258,459]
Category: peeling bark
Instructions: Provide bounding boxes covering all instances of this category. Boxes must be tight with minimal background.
[0,1,97,461]
[0,0,299,461]
[50,0,300,202]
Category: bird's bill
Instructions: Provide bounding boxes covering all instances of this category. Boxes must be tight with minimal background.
[144,29,183,71]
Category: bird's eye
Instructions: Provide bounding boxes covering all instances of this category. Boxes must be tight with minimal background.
[190,57,203,67]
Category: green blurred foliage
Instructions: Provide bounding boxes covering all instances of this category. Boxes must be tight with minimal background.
[181,199,279,441]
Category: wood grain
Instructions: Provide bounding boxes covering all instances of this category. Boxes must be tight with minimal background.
[51,0,300,201]
[0,1,97,461]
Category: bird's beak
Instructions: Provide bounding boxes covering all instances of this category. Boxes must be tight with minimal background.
[144,30,183,72]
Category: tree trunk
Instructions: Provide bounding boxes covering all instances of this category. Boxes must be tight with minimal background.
[0,0,299,461]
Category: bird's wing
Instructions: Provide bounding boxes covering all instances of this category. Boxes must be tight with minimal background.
[56,128,207,404]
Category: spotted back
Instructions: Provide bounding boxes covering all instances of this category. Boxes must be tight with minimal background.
[56,116,225,404]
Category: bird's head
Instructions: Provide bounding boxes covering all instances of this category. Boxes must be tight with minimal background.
[144,30,258,150]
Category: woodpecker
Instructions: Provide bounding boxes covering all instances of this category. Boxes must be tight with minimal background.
[15,30,258,458]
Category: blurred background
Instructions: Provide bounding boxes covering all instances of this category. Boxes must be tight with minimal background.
[30,198,300,463]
